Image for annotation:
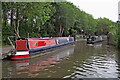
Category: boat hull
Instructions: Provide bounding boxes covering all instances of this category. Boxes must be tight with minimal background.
[29,41,75,57]
[87,40,103,44]
[10,37,75,60]
[87,36,103,44]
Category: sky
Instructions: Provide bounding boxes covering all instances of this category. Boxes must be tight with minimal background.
[67,0,120,22]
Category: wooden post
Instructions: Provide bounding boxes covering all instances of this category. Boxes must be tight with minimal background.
[28,32,29,38]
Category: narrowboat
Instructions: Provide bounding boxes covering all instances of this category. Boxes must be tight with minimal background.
[87,36,103,44]
[9,37,75,60]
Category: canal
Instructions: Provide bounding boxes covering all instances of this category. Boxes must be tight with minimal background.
[2,40,120,78]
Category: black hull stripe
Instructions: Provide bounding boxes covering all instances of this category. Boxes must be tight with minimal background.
[29,41,75,57]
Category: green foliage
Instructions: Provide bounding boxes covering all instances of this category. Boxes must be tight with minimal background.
[118,24,120,48]
[96,18,114,35]
[2,2,118,47]
[110,23,120,48]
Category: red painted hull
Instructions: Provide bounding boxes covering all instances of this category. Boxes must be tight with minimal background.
[11,55,30,60]
[11,37,75,60]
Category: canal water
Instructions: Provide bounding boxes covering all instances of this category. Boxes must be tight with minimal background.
[2,40,120,78]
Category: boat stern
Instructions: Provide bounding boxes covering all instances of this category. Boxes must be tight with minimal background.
[11,39,30,60]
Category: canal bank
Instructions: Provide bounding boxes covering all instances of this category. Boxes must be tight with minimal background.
[1,35,107,60]
[1,47,14,59]
[2,40,120,78]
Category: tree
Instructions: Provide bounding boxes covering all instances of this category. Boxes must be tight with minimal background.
[96,18,113,35]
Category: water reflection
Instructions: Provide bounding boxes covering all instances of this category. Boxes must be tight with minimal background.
[2,41,120,78]
[2,45,75,78]
[64,42,120,78]
[87,43,102,48]
[117,49,120,78]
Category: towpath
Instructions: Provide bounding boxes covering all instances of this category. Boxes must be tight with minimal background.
[1,46,14,59]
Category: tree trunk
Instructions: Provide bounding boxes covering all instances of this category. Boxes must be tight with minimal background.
[61,28,64,37]
[3,10,7,27]
[59,24,62,37]
[17,20,20,38]
[10,4,16,41]
[6,9,14,35]
[11,9,13,27]
[16,8,20,38]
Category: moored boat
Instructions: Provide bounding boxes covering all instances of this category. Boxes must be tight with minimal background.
[9,37,75,60]
[87,36,103,44]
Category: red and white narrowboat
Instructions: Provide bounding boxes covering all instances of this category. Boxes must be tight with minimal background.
[10,37,75,60]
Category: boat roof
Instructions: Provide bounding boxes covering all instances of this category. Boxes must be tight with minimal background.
[27,37,71,40]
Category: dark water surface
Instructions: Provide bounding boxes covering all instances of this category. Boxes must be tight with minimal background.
[2,41,120,78]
